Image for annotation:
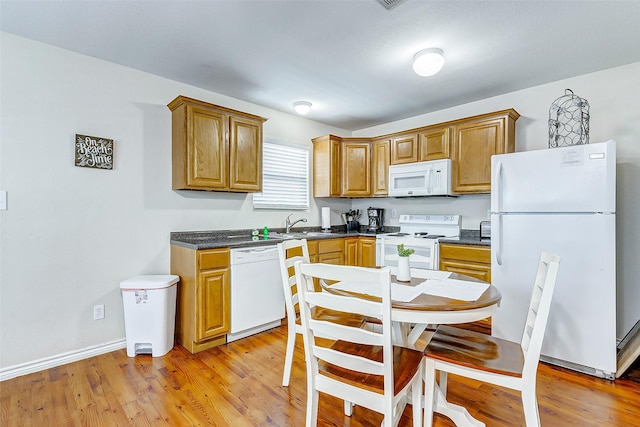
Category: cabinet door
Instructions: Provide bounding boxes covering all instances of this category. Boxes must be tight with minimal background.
[342,141,371,196]
[372,138,390,196]
[184,105,227,189]
[344,238,358,266]
[196,268,230,342]
[313,135,342,197]
[229,115,262,192]
[419,126,451,161]
[357,237,377,267]
[390,134,418,165]
[452,114,515,193]
[308,240,319,263]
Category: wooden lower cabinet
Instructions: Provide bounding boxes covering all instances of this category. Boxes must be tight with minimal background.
[439,244,491,282]
[357,237,377,267]
[171,245,230,353]
[317,238,345,265]
[439,243,492,333]
[344,237,358,266]
[343,236,377,267]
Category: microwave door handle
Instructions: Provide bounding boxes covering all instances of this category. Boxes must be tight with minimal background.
[428,168,433,194]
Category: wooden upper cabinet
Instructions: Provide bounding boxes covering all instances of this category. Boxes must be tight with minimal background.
[312,135,342,197]
[390,133,419,164]
[168,95,266,192]
[372,138,391,196]
[310,108,518,198]
[419,126,451,161]
[451,109,519,194]
[342,139,371,196]
[229,115,262,191]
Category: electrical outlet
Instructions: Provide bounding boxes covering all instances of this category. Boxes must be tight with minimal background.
[93,304,105,320]
[391,209,397,218]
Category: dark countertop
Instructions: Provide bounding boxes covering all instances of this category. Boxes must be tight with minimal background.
[170,226,400,250]
[170,226,490,250]
[439,229,491,247]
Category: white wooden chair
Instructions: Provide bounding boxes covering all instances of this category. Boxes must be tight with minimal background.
[294,261,423,427]
[423,252,561,427]
[277,239,366,386]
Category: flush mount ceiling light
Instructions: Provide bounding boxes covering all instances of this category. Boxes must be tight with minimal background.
[293,101,312,115]
[412,48,445,77]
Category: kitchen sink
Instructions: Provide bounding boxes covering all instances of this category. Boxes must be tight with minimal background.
[271,231,333,239]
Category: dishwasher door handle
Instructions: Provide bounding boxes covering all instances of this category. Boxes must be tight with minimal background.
[231,246,278,264]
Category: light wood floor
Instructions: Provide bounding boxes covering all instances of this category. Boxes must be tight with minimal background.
[2,325,639,426]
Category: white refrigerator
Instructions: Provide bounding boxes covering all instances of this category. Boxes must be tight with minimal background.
[490,140,617,379]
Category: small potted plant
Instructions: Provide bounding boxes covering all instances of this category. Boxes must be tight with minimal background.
[396,244,414,282]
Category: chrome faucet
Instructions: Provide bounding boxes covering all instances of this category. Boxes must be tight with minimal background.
[285,214,307,233]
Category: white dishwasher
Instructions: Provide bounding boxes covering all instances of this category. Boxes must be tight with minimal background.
[228,245,285,342]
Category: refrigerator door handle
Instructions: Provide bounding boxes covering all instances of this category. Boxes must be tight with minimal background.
[493,161,503,213]
[496,214,503,266]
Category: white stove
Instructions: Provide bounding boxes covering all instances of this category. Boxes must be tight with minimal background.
[375,214,461,270]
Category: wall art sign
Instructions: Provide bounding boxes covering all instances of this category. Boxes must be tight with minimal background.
[75,134,114,170]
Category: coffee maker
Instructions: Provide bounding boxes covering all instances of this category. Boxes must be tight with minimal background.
[367,207,384,232]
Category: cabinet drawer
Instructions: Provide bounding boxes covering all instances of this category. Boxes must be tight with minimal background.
[318,239,344,254]
[439,244,490,263]
[198,249,230,270]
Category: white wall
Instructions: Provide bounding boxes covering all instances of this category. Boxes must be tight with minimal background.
[353,62,640,338]
[2,32,638,373]
[0,33,351,370]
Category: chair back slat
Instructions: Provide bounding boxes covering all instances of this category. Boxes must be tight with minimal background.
[309,318,384,346]
[314,347,384,376]
[305,291,382,319]
[521,252,561,378]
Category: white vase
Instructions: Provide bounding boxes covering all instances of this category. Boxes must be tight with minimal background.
[397,256,411,282]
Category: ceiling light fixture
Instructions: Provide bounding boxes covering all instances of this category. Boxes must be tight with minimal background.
[293,101,312,115]
[412,48,445,77]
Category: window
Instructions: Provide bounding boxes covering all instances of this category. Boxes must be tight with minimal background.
[253,140,309,210]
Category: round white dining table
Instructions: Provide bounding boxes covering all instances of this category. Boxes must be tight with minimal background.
[323,268,502,427]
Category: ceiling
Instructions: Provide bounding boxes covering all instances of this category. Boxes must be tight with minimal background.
[2,1,639,131]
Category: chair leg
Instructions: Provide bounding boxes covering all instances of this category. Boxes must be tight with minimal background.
[521,386,541,427]
[412,364,423,427]
[282,327,296,386]
[343,400,354,416]
[424,358,436,427]
[306,385,319,427]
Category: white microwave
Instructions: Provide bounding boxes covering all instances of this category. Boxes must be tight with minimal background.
[388,159,453,197]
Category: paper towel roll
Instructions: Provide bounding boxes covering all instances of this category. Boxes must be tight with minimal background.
[322,207,331,230]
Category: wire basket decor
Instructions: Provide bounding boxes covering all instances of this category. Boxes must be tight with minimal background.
[548,89,590,148]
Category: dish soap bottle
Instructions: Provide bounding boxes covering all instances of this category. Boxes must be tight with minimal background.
[263,226,268,239]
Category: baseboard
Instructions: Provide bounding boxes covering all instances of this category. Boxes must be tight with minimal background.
[0,339,126,382]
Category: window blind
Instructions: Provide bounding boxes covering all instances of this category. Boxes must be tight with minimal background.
[253,141,309,210]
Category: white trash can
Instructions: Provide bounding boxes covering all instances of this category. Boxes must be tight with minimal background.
[120,275,179,357]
